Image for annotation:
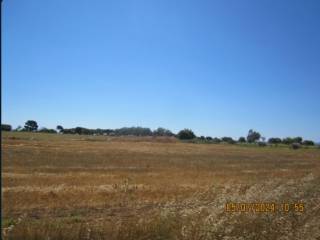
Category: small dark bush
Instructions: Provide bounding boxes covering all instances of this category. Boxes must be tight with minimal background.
[1,124,12,131]
[302,140,315,146]
[268,138,282,144]
[221,137,236,144]
[38,128,57,134]
[177,129,196,140]
[247,129,261,143]
[283,137,294,144]
[291,143,301,150]
[258,142,267,147]
[212,137,221,143]
[24,120,38,131]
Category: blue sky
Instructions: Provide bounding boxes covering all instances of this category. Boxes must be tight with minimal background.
[2,0,320,141]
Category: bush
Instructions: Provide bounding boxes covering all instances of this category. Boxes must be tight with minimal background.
[258,142,267,147]
[291,143,301,150]
[293,137,303,144]
[221,137,236,144]
[177,129,196,140]
[247,129,261,143]
[212,137,221,143]
[153,127,174,137]
[56,125,64,133]
[238,137,246,143]
[24,120,38,132]
[302,140,315,146]
[283,137,294,145]
[38,128,57,134]
[115,127,153,136]
[1,124,12,131]
[268,138,282,144]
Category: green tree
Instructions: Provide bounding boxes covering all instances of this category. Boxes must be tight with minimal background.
[268,138,282,144]
[302,140,315,146]
[24,120,38,131]
[153,127,173,136]
[212,137,221,143]
[39,128,57,134]
[293,137,303,144]
[56,125,64,133]
[1,124,12,131]
[177,129,196,140]
[282,137,294,144]
[221,137,236,144]
[247,129,261,143]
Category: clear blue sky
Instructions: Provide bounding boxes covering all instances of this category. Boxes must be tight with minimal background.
[2,0,320,141]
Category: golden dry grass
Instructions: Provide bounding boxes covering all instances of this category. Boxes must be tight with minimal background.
[2,132,320,239]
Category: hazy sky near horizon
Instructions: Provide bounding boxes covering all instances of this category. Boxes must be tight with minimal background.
[2,0,320,141]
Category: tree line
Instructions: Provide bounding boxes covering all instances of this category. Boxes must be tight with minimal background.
[1,120,317,147]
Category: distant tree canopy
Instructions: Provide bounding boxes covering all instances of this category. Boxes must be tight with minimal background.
[302,140,315,146]
[75,127,92,135]
[114,127,153,136]
[268,138,282,144]
[247,129,261,143]
[38,128,57,134]
[212,137,221,143]
[293,137,303,144]
[5,121,316,148]
[221,137,236,144]
[177,129,196,140]
[282,137,304,145]
[153,127,174,137]
[282,137,294,144]
[56,125,64,132]
[60,126,157,136]
[24,120,38,132]
[1,124,12,131]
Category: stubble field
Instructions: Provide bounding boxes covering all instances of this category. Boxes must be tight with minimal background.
[2,132,320,239]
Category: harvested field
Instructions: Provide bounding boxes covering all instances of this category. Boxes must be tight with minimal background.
[2,132,320,239]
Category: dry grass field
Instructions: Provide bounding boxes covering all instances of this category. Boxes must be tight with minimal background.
[2,132,320,240]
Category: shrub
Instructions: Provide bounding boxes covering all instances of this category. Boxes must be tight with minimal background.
[221,137,236,144]
[1,124,12,131]
[291,143,301,150]
[153,127,174,137]
[293,137,303,144]
[283,137,294,144]
[56,125,64,133]
[38,128,57,134]
[238,137,246,143]
[268,138,282,144]
[24,120,38,131]
[212,137,221,143]
[177,129,196,140]
[258,142,267,147]
[247,129,261,143]
[302,140,315,146]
